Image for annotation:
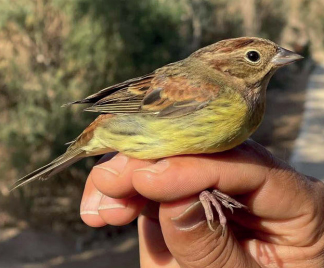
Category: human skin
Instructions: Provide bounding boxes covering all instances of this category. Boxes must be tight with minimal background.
[80,140,324,268]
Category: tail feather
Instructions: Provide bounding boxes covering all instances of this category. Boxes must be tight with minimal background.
[11,150,84,191]
[12,113,116,190]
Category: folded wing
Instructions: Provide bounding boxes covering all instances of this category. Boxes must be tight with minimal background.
[65,62,220,118]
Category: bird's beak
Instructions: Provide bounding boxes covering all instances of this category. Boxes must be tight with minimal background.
[271,47,304,67]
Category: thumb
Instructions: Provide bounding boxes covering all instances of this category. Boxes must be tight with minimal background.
[159,197,259,268]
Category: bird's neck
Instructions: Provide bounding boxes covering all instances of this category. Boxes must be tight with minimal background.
[243,68,276,132]
[245,83,268,133]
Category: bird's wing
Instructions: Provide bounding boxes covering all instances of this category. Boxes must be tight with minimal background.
[138,71,220,118]
[63,73,154,107]
[66,64,220,118]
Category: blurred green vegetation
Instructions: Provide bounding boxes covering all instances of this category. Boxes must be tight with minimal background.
[0,0,323,230]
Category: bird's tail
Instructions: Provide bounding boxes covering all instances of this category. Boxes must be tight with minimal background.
[11,114,116,190]
[11,149,84,191]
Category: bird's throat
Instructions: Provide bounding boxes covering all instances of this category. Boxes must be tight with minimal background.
[246,85,267,133]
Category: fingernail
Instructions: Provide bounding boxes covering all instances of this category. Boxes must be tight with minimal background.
[94,155,128,176]
[98,195,127,210]
[80,189,103,215]
[80,210,99,215]
[171,201,206,231]
[135,160,169,173]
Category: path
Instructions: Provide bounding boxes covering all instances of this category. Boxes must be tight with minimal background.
[0,227,139,268]
[290,63,324,180]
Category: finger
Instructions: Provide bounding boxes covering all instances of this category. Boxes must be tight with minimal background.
[132,141,272,201]
[132,140,315,219]
[80,172,106,227]
[81,168,148,227]
[91,153,154,198]
[81,153,151,227]
[159,197,259,268]
[98,194,148,226]
[138,215,179,268]
[141,201,160,220]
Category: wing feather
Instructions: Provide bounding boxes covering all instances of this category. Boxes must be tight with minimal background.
[65,61,220,118]
[63,73,154,106]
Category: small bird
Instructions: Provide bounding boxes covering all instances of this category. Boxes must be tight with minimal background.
[13,37,303,232]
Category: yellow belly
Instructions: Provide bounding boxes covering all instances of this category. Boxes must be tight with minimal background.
[85,90,253,159]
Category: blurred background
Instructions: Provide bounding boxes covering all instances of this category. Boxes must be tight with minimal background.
[0,0,323,267]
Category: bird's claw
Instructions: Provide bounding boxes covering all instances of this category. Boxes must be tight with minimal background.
[199,189,247,235]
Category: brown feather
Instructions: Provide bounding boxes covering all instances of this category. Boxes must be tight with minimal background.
[65,37,279,117]
[82,61,220,117]
[67,114,114,149]
[63,73,154,106]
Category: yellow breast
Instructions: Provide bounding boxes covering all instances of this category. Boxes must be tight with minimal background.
[87,89,253,159]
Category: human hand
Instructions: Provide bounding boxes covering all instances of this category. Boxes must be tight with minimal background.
[80,140,324,267]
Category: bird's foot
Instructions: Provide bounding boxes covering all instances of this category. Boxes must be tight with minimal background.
[199,189,247,235]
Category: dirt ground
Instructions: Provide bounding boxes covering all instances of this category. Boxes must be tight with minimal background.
[0,227,140,268]
[0,61,313,268]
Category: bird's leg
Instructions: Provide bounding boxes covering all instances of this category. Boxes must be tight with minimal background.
[199,190,247,235]
[212,189,247,212]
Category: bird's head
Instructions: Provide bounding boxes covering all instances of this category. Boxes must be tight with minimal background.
[191,37,303,89]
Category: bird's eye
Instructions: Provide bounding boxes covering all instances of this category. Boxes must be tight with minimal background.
[246,51,260,62]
